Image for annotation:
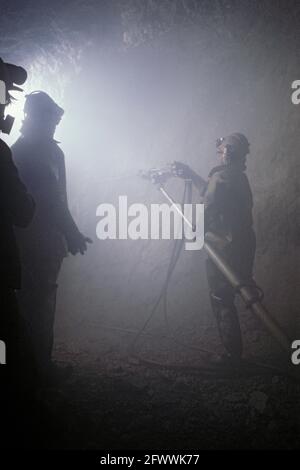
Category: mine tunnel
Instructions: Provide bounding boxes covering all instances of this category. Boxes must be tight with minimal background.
[1,0,300,450]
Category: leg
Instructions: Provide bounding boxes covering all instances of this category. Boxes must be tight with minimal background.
[0,288,20,386]
[17,255,63,375]
[0,289,37,446]
[206,258,243,360]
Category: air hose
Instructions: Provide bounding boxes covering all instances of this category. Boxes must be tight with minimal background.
[125,177,294,379]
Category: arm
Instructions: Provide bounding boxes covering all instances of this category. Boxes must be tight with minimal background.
[34,179,91,255]
[55,149,92,255]
[172,161,207,195]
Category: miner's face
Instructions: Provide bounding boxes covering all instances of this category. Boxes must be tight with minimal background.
[217,146,248,170]
[217,145,227,164]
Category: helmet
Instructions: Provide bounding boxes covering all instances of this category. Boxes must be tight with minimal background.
[0,58,27,134]
[216,133,250,160]
[0,57,27,92]
[24,91,64,120]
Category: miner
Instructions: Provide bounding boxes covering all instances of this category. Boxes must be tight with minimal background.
[12,91,92,382]
[174,133,256,363]
[0,58,36,441]
[0,58,35,374]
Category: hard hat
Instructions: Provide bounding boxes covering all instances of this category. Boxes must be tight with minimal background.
[0,57,27,91]
[24,91,64,119]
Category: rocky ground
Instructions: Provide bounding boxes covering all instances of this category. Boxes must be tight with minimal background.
[30,313,300,450]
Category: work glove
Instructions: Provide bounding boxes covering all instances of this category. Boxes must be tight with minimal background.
[66,229,92,255]
[171,161,194,179]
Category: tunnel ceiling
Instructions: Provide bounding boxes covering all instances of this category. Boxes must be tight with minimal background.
[1,1,300,68]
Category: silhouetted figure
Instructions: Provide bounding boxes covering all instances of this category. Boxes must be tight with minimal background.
[12,91,91,382]
[0,58,35,443]
[174,133,256,362]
